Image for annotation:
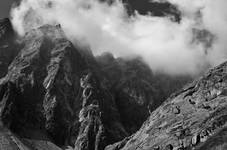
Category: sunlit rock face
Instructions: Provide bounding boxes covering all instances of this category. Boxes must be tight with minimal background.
[106,61,227,150]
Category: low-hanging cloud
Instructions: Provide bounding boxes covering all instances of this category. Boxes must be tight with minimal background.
[10,0,227,75]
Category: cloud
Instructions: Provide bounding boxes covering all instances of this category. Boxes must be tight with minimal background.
[10,0,227,75]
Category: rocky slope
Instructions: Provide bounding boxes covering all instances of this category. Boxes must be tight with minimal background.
[0,17,211,150]
[106,60,227,150]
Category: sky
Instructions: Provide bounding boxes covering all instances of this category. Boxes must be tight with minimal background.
[0,0,14,18]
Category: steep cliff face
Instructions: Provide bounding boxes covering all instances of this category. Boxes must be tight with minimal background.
[0,21,127,149]
[106,61,227,150]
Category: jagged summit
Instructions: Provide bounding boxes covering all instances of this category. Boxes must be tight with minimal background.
[0,19,189,150]
[0,21,127,150]
[0,19,128,150]
[1,18,225,150]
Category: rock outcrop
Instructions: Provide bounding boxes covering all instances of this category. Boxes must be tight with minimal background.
[106,61,227,150]
[0,21,127,149]
[75,73,106,150]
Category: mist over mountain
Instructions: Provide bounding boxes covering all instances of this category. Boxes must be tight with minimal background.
[9,0,227,75]
[0,17,192,150]
[0,0,227,150]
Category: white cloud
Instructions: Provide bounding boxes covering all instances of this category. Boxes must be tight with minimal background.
[10,0,227,75]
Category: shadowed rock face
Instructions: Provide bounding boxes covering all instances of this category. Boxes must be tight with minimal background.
[0,21,127,149]
[0,18,19,78]
[96,53,191,135]
[106,62,227,150]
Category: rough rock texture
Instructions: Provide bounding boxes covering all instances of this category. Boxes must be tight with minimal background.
[0,125,32,150]
[75,73,106,150]
[195,127,227,150]
[96,53,191,134]
[0,19,128,150]
[106,61,227,150]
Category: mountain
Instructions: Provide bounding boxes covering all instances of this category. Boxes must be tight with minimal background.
[0,20,128,150]
[2,17,222,150]
[106,58,227,150]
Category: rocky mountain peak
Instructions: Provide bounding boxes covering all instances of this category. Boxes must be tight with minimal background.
[0,20,129,150]
[1,18,223,150]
